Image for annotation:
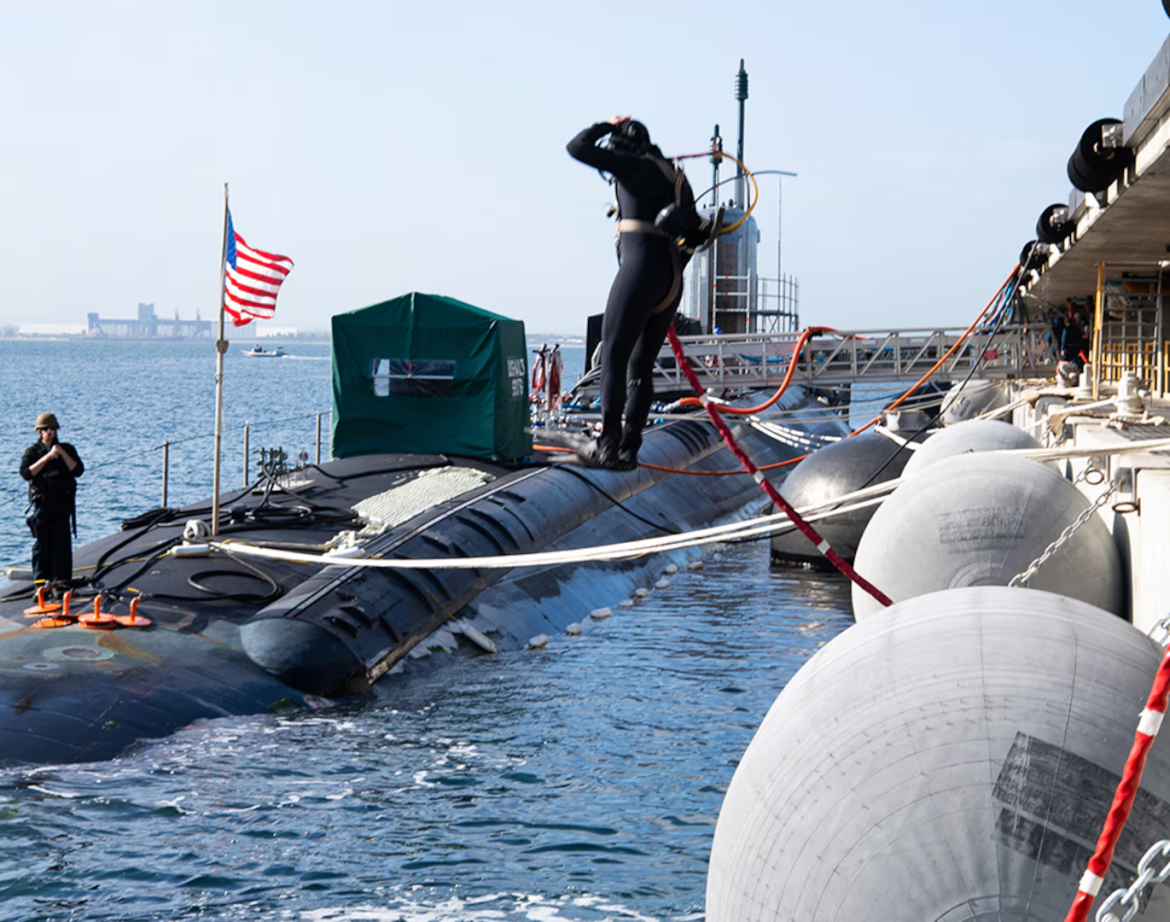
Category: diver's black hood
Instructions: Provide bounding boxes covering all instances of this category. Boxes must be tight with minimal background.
[607,119,651,156]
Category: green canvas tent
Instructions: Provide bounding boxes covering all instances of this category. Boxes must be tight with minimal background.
[331,292,531,460]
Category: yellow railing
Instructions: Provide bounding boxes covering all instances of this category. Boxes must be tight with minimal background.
[1091,260,1167,397]
[1098,340,1158,385]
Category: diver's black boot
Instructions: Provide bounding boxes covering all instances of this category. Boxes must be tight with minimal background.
[574,439,634,471]
[616,430,641,472]
[574,440,615,469]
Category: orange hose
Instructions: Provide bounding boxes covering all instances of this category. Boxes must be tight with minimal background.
[639,455,805,476]
[676,326,835,415]
[631,264,1019,470]
[847,265,1019,438]
[674,151,758,234]
[533,442,807,476]
[536,266,1015,476]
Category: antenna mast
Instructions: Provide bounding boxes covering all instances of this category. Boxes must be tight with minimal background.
[709,124,723,208]
[734,59,748,208]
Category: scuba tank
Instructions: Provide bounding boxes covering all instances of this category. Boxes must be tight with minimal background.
[652,162,722,255]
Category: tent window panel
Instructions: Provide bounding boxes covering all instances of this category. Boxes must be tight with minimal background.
[372,358,457,397]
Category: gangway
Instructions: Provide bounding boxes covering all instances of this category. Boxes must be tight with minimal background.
[569,324,1059,401]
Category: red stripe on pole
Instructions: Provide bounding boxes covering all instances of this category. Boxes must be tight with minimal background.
[664,325,893,608]
[1064,642,1170,921]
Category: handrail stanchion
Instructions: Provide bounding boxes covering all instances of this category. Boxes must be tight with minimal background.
[161,441,169,508]
[243,422,249,487]
[316,413,322,465]
[1085,263,1104,400]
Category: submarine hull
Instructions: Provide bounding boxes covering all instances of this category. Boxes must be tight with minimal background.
[0,389,846,766]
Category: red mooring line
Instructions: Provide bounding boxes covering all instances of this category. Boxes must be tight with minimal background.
[664,325,893,607]
[1064,640,1170,921]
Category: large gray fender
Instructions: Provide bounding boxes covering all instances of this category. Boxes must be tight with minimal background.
[903,418,1043,478]
[852,452,1123,620]
[941,379,1009,425]
[707,586,1170,922]
[772,431,917,564]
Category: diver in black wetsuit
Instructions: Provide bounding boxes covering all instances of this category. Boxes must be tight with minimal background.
[567,116,705,471]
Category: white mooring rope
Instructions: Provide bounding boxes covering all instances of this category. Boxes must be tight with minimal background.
[205,437,1170,573]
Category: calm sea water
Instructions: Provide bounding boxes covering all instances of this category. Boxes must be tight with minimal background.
[0,340,587,570]
[0,339,336,569]
[0,337,854,922]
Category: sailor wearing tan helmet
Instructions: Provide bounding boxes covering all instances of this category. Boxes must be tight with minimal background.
[19,412,84,587]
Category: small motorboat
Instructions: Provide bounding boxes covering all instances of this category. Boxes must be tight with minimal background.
[242,345,286,358]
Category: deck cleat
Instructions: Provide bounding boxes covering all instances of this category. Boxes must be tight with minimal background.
[79,595,117,630]
[30,616,73,629]
[112,597,152,629]
[33,592,75,629]
[23,585,62,617]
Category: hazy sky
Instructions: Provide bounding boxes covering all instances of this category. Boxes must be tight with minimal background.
[2,0,1167,336]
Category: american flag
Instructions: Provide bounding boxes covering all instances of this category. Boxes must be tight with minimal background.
[223,209,294,327]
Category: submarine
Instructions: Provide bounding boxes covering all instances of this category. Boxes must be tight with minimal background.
[0,292,850,767]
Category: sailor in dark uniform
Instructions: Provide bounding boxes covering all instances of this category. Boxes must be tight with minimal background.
[567,116,704,470]
[19,412,84,586]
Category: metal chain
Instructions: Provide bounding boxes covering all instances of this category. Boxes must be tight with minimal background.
[1096,838,1170,922]
[1150,612,1170,648]
[1008,479,1119,588]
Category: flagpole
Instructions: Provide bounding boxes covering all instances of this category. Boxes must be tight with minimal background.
[211,183,230,538]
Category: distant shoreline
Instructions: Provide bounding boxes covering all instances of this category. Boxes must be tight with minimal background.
[0,334,586,347]
[0,336,332,345]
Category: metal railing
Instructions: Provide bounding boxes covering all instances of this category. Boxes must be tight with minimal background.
[572,324,1059,400]
[157,409,331,508]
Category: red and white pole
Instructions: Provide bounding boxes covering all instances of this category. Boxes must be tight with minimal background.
[1065,641,1170,921]
[664,325,892,607]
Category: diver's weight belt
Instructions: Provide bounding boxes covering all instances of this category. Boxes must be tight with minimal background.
[616,219,667,236]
